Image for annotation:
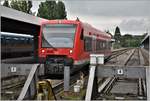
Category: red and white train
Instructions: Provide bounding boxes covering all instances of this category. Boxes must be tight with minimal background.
[38,19,112,75]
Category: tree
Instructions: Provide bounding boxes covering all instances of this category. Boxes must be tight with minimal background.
[9,0,32,14]
[120,34,133,47]
[37,1,56,19]
[56,1,67,19]
[3,0,10,7]
[114,26,121,43]
[27,0,33,14]
[37,0,67,20]
[120,34,143,47]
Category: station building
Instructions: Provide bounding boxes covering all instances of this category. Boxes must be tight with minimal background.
[141,34,149,51]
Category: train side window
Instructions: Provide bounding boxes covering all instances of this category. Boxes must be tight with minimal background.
[109,42,111,49]
[6,37,11,44]
[80,29,84,40]
[100,41,102,49]
[12,37,18,44]
[14,37,19,44]
[103,42,105,48]
[1,36,5,44]
[26,38,29,44]
[30,38,33,44]
[101,41,104,49]
[11,38,15,44]
[26,38,30,44]
[99,40,101,50]
[106,42,108,49]
[96,39,100,51]
[107,42,109,49]
[84,37,92,51]
[21,38,26,44]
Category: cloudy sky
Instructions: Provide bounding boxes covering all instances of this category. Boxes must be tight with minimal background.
[1,0,150,35]
[31,0,150,35]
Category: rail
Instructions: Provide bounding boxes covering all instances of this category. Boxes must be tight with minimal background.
[85,48,150,100]
[106,48,132,61]
[14,64,84,100]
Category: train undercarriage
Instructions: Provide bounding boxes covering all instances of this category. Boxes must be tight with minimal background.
[43,56,89,78]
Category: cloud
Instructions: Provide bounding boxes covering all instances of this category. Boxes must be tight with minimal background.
[119,18,150,34]
[30,0,150,35]
[65,0,150,17]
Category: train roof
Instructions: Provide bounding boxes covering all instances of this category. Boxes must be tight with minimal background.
[41,19,80,25]
[81,22,111,38]
[1,32,33,38]
[41,19,111,39]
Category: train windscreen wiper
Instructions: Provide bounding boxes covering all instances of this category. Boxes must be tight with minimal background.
[42,36,57,50]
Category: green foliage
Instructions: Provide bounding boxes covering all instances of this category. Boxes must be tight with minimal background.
[3,0,10,7]
[113,43,121,49]
[37,0,67,20]
[56,1,67,19]
[37,2,50,19]
[115,26,121,34]
[120,34,143,47]
[27,1,32,14]
[113,26,143,49]
[9,0,32,14]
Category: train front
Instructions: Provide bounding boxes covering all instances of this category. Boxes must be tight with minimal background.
[38,20,78,75]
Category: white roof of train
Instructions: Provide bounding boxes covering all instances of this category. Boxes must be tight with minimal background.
[1,32,33,38]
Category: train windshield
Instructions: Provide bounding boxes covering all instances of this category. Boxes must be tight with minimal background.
[42,24,76,48]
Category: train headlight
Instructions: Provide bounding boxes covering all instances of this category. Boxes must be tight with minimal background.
[70,50,73,54]
[41,49,45,53]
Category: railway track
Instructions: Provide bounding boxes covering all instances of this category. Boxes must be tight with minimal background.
[53,72,82,95]
[105,48,132,63]
[1,75,26,100]
[2,48,148,100]
[44,69,88,100]
[96,48,148,100]
[1,67,88,100]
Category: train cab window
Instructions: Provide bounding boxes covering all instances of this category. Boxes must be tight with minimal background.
[42,24,76,48]
[80,29,84,40]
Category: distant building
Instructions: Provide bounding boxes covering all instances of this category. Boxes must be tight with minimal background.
[141,33,149,51]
